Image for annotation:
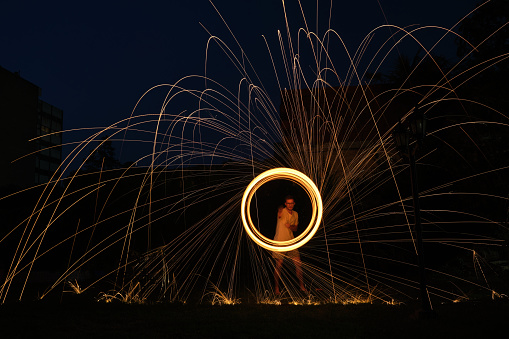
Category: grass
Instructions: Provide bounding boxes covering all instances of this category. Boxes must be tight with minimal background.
[0,297,507,338]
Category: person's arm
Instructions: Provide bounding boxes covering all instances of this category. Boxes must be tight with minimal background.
[289,214,298,231]
[284,211,291,228]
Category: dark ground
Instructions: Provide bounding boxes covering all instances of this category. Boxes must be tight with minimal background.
[0,297,507,338]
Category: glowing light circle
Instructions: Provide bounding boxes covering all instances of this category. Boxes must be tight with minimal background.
[241,168,323,252]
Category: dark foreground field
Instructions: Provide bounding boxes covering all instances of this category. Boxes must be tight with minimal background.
[0,298,507,338]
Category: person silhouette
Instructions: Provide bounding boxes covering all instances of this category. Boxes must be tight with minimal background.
[273,195,306,295]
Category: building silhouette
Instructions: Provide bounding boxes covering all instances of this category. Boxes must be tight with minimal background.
[279,84,413,178]
[0,66,63,192]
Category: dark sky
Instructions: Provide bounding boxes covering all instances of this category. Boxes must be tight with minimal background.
[1,0,481,161]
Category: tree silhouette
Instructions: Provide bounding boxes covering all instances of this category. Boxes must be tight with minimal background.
[456,0,508,67]
[82,136,121,173]
[386,50,452,88]
[455,0,509,113]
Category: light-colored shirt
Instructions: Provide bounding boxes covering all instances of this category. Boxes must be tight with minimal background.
[274,208,298,242]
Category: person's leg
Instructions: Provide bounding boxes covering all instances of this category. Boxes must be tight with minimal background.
[293,256,306,292]
[274,259,284,295]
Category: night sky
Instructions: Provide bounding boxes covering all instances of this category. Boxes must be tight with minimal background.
[1,0,481,162]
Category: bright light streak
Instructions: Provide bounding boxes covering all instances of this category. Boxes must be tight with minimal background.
[241,168,323,252]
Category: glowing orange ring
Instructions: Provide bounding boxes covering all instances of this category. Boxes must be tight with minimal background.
[241,168,322,252]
